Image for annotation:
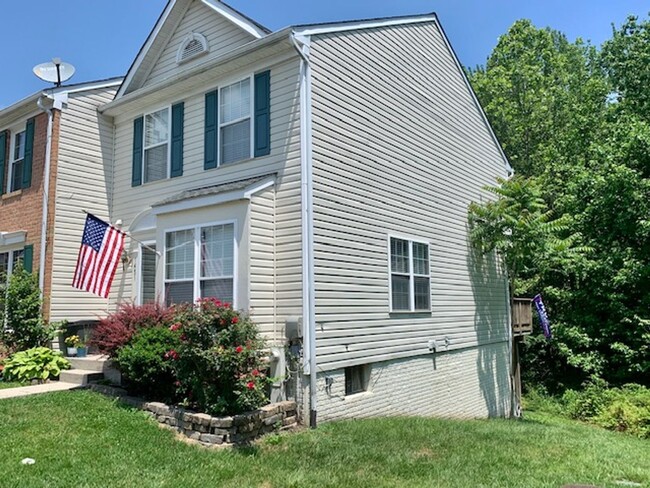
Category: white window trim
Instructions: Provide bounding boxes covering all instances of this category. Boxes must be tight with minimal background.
[163,219,238,308]
[216,74,254,167]
[142,105,171,184]
[135,240,156,306]
[6,126,25,193]
[0,248,25,285]
[387,234,432,313]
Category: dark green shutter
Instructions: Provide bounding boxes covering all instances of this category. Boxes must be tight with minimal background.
[204,90,218,169]
[23,244,34,273]
[132,117,143,186]
[22,117,35,189]
[170,102,184,178]
[254,70,271,157]
[0,131,6,196]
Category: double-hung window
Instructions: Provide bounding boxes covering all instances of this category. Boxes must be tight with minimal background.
[143,108,170,183]
[389,237,431,312]
[0,249,24,285]
[9,130,25,192]
[165,223,235,306]
[138,244,157,305]
[220,78,252,165]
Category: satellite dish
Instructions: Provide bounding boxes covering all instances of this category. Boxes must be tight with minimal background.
[33,58,75,87]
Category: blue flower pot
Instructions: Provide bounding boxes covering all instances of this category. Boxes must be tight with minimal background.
[76,347,88,358]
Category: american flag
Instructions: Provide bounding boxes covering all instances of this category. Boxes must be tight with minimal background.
[72,213,125,298]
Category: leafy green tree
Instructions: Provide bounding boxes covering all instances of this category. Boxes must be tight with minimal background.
[469,17,650,389]
[0,263,53,351]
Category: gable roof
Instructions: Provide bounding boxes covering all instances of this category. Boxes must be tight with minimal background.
[117,0,270,98]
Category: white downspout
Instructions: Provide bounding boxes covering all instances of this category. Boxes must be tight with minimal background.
[291,32,317,429]
[36,96,55,298]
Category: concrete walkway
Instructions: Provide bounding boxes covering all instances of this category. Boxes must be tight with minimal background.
[0,382,81,400]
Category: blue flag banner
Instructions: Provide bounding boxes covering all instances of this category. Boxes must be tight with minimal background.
[533,294,552,339]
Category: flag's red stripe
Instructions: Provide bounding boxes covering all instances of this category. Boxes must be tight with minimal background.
[92,230,115,296]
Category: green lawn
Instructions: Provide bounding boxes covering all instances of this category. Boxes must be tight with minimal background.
[0,380,26,390]
[0,391,647,488]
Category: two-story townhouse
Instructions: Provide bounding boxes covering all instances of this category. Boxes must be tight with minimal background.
[0,78,121,329]
[101,0,513,425]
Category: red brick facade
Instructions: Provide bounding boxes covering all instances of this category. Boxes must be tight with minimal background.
[0,110,60,320]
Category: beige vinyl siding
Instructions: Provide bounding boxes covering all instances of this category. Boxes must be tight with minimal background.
[49,87,117,322]
[142,0,255,89]
[309,22,510,370]
[110,55,302,330]
[249,185,278,341]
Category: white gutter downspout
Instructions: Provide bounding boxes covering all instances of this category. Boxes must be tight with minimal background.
[291,32,317,429]
[36,95,55,298]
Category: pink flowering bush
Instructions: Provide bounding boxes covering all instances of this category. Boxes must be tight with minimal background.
[173,298,272,415]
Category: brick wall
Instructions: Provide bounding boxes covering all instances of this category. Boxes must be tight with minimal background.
[0,110,60,320]
[312,341,512,422]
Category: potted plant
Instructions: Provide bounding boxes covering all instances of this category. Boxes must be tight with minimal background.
[64,335,80,357]
[76,340,88,358]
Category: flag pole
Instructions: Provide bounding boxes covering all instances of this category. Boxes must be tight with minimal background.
[81,209,161,256]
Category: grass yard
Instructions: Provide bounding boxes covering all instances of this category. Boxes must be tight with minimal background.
[0,381,26,390]
[0,391,647,488]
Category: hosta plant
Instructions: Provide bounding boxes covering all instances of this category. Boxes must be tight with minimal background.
[2,347,70,383]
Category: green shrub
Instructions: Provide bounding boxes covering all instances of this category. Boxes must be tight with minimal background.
[173,298,272,415]
[116,326,181,403]
[594,384,650,438]
[0,264,56,351]
[2,347,70,383]
[561,377,613,421]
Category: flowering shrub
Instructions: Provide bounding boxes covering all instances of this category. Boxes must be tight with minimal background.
[90,303,175,357]
[173,298,272,415]
[115,326,181,403]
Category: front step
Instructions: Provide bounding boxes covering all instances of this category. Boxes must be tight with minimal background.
[59,369,104,386]
[68,355,111,372]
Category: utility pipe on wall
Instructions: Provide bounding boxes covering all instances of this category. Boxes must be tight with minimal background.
[36,96,54,299]
[291,32,318,429]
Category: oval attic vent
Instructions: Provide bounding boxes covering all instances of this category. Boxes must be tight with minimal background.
[177,33,208,64]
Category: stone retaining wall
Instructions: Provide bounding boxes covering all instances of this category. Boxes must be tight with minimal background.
[90,384,298,447]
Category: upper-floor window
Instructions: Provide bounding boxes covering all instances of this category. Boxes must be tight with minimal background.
[8,130,25,192]
[389,236,431,312]
[144,108,170,183]
[220,78,252,165]
[204,70,270,170]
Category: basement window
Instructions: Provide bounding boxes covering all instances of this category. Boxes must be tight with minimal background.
[345,364,370,396]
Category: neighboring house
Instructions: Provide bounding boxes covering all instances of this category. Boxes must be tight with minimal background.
[0,79,121,326]
[100,0,512,424]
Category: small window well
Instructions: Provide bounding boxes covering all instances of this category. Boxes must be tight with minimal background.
[345,364,370,396]
[176,32,208,64]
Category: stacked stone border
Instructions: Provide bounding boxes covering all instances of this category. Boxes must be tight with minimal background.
[89,384,298,447]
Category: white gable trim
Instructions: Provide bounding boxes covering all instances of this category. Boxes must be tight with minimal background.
[200,0,267,38]
[293,15,438,37]
[433,15,513,176]
[117,0,178,99]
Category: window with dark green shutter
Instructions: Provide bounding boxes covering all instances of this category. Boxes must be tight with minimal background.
[254,70,271,157]
[22,244,34,273]
[132,117,143,186]
[170,102,184,178]
[205,70,271,169]
[22,118,35,189]
[204,90,218,170]
[0,131,6,195]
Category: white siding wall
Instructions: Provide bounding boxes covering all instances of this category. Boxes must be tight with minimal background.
[110,55,302,343]
[249,185,278,341]
[309,22,510,372]
[50,87,117,322]
[142,0,255,89]
[317,341,512,421]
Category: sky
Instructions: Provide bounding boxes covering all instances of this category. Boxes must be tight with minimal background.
[0,1,648,109]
